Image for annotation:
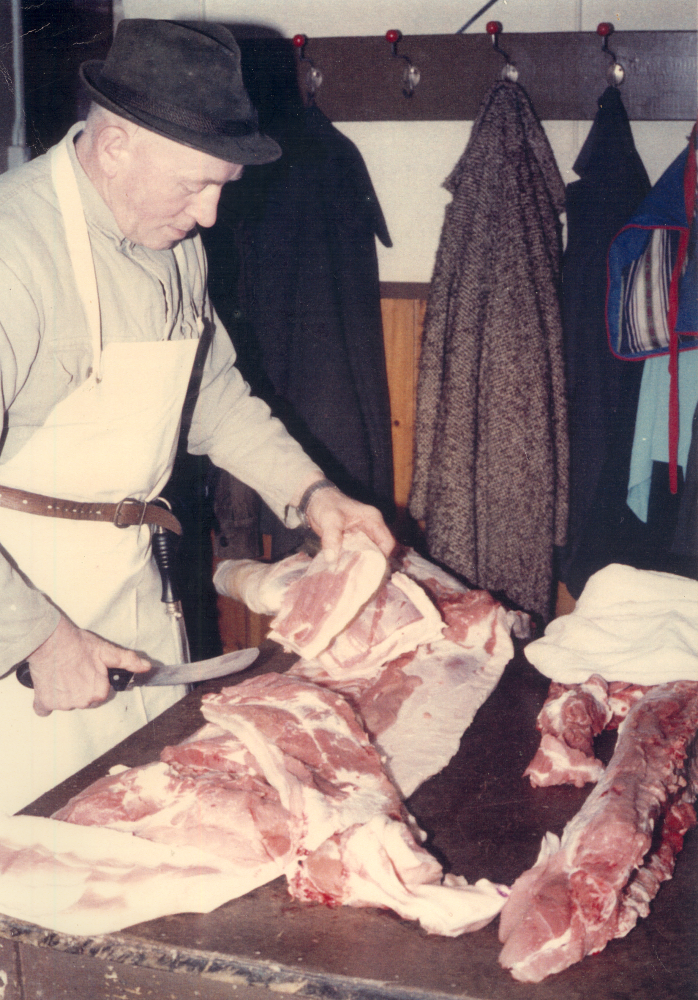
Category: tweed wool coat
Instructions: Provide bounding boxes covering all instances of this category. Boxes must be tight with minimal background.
[409,82,568,620]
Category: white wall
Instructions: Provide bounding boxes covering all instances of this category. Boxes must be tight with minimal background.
[122,0,697,283]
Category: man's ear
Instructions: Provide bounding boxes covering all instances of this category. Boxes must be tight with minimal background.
[96,125,131,179]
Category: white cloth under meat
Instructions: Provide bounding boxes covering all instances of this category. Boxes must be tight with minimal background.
[525,563,698,685]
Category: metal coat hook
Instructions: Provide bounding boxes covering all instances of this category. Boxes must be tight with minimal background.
[292,34,323,103]
[597,23,625,87]
[486,21,519,82]
[385,30,421,99]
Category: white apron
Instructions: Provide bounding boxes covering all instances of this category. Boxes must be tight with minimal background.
[0,136,200,814]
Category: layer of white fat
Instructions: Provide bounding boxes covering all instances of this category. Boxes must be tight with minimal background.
[508,926,575,980]
[203,687,397,853]
[317,571,445,681]
[341,816,508,936]
[375,632,511,798]
[398,550,469,596]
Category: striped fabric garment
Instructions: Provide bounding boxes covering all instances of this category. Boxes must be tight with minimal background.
[619,227,679,355]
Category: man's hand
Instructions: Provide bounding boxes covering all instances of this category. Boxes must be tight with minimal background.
[26,616,151,717]
[304,485,395,561]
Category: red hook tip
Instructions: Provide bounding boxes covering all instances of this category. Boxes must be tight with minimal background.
[385,29,401,45]
[292,34,307,48]
[596,22,614,37]
[486,20,503,35]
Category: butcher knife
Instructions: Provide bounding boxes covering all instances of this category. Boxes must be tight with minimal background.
[15,646,259,691]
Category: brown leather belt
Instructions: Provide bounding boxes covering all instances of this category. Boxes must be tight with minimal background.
[0,485,182,535]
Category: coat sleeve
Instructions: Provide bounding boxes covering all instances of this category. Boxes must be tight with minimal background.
[0,259,63,668]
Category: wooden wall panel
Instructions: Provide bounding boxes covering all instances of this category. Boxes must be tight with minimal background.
[381,298,426,511]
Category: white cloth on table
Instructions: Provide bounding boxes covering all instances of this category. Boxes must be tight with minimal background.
[525,563,698,685]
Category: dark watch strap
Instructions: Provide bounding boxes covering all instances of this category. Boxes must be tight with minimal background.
[296,478,338,528]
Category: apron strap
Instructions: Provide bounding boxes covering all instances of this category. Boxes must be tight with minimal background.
[51,137,103,383]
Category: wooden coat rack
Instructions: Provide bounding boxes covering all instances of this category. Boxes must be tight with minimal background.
[290,31,696,123]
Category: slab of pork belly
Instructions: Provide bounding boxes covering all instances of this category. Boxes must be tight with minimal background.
[201,673,405,852]
[202,673,508,935]
[54,730,293,867]
[267,530,388,659]
[291,586,515,797]
[314,572,444,680]
[498,680,698,983]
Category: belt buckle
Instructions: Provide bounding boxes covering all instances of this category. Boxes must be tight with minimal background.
[113,496,147,529]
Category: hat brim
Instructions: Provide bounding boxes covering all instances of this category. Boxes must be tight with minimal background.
[79,60,282,166]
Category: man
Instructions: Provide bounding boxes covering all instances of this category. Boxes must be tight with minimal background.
[0,19,393,813]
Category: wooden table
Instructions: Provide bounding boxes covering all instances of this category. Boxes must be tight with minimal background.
[4,641,696,1000]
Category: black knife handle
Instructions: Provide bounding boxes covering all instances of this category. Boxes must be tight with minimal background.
[16,661,133,691]
[151,525,179,604]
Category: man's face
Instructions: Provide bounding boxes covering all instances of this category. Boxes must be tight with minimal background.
[107,128,243,250]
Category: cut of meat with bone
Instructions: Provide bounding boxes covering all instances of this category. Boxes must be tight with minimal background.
[524,675,651,788]
[267,531,388,659]
[499,680,698,983]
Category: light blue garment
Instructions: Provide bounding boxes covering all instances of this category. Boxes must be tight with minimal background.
[627,350,698,521]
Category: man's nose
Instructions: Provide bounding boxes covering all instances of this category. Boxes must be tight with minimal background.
[190,187,222,229]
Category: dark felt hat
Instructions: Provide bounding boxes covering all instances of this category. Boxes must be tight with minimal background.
[79,19,281,165]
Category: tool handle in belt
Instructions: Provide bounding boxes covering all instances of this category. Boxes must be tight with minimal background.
[151,526,180,604]
[0,485,182,534]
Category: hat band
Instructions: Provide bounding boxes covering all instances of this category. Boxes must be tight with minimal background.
[96,74,257,138]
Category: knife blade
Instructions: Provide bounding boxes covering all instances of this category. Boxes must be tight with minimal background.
[16,646,259,692]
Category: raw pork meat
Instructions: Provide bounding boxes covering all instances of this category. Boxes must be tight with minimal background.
[524,675,650,788]
[291,814,507,936]
[267,530,388,659]
[290,583,516,797]
[221,544,519,797]
[498,680,698,983]
[203,674,508,935]
[54,735,293,868]
[396,547,531,640]
[55,673,508,937]
[315,572,444,680]
[201,673,406,852]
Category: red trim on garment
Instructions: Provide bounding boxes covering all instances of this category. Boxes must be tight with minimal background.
[668,127,697,493]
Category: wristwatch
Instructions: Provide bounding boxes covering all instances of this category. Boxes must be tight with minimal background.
[296,478,338,528]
